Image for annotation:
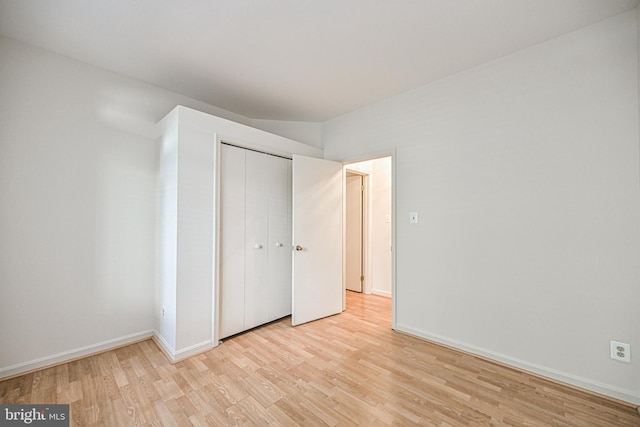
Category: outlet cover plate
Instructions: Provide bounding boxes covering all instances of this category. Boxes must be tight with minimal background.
[610,340,630,363]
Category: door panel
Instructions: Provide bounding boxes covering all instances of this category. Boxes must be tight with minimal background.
[292,155,343,326]
[244,150,269,330]
[219,145,246,338]
[346,174,363,292]
[267,156,292,320]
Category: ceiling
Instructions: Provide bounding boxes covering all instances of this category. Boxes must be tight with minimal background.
[0,0,638,122]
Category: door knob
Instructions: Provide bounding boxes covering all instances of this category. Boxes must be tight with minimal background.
[275,242,284,247]
[295,245,303,251]
[254,244,263,249]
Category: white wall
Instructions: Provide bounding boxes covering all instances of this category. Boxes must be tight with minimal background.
[323,11,640,404]
[371,157,392,297]
[174,120,216,353]
[251,119,322,149]
[156,117,179,352]
[0,36,253,377]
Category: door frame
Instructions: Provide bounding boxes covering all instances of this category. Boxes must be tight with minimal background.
[344,169,369,295]
[342,151,397,329]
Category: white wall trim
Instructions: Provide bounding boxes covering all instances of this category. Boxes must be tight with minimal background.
[174,340,216,361]
[152,331,216,363]
[152,330,176,361]
[395,323,640,406]
[0,330,154,380]
[372,290,392,298]
[212,136,223,348]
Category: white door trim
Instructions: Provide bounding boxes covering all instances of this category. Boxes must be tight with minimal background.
[345,171,368,294]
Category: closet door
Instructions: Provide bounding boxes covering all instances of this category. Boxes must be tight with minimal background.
[219,145,246,338]
[266,155,292,320]
[220,145,293,339]
[244,150,270,330]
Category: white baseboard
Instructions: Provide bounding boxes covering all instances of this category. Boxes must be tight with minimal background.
[395,323,640,406]
[0,330,154,380]
[372,289,392,298]
[151,330,176,360]
[152,331,217,363]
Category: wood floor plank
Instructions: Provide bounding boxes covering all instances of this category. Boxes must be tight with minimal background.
[1,292,638,426]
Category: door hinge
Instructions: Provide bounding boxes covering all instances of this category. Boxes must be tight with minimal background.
[360,275,364,282]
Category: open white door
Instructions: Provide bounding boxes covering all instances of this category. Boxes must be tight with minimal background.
[292,155,343,326]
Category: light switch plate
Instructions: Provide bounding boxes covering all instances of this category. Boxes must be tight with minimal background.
[409,212,419,224]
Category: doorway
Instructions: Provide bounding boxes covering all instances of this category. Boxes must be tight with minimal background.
[345,172,365,292]
[343,156,393,307]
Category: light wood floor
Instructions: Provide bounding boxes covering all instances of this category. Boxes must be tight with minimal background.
[1,292,638,426]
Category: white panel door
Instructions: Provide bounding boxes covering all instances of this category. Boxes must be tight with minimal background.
[267,155,292,320]
[244,150,269,330]
[292,155,343,326]
[219,145,246,338]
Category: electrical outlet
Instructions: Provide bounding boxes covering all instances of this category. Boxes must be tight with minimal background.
[610,340,630,363]
[162,307,166,319]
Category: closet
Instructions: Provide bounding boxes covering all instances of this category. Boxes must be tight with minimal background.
[219,143,292,339]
